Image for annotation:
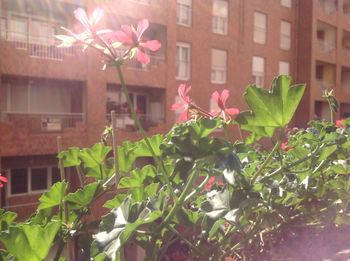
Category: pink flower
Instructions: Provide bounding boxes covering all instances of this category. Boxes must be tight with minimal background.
[210,90,239,120]
[205,177,215,190]
[0,175,8,188]
[113,19,161,64]
[57,8,111,48]
[336,119,345,128]
[280,142,293,152]
[171,84,192,122]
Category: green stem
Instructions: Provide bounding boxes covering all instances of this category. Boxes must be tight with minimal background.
[150,169,199,259]
[53,239,65,261]
[251,141,280,184]
[115,64,174,198]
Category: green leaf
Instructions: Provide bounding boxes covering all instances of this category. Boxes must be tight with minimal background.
[57,147,81,167]
[38,182,67,210]
[0,221,60,261]
[93,197,162,260]
[236,75,305,140]
[65,182,101,209]
[319,144,337,161]
[134,134,163,157]
[80,143,111,169]
[0,210,16,231]
[118,169,147,189]
[189,118,221,139]
[103,194,128,209]
[117,141,137,173]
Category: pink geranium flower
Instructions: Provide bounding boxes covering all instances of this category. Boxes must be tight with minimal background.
[113,19,161,64]
[336,119,345,128]
[0,175,7,188]
[210,90,239,120]
[171,84,192,122]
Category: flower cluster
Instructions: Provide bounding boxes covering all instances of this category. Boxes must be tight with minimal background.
[171,85,240,122]
[56,8,161,65]
[0,174,7,188]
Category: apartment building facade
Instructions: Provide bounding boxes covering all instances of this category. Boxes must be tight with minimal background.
[0,0,347,219]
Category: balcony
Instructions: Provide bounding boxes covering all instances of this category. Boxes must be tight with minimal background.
[316,61,336,91]
[319,0,337,15]
[343,0,350,19]
[0,76,85,133]
[341,67,350,94]
[316,21,336,60]
[106,85,165,133]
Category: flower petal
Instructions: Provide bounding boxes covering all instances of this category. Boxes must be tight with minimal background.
[0,176,7,183]
[220,89,230,105]
[211,91,220,103]
[177,110,188,122]
[171,102,184,111]
[225,108,240,116]
[136,19,149,40]
[140,40,161,51]
[136,49,150,64]
[113,30,133,45]
[91,8,104,27]
[74,8,90,32]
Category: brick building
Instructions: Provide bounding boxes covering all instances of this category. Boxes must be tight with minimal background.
[0,0,348,218]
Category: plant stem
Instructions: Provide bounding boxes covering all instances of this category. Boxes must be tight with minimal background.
[115,64,174,198]
[150,169,199,260]
[111,110,119,188]
[251,141,280,184]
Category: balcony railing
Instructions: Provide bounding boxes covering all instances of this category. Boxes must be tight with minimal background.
[317,79,334,90]
[318,40,336,53]
[0,112,85,132]
[106,113,164,131]
[319,0,337,15]
[0,30,78,61]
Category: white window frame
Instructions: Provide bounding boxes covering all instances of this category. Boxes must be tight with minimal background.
[176,42,191,80]
[252,56,265,87]
[281,0,292,8]
[253,12,267,44]
[211,49,227,84]
[212,0,228,35]
[279,61,290,75]
[7,166,61,197]
[177,0,192,27]
[280,20,291,50]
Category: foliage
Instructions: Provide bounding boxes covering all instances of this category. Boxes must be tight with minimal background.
[2,7,350,261]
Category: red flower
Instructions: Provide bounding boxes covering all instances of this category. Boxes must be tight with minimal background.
[280,142,293,152]
[210,90,239,120]
[0,175,8,188]
[336,119,345,128]
[205,177,215,190]
[113,19,161,64]
[171,84,192,122]
[204,177,224,190]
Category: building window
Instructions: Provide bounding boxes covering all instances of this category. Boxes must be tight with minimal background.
[9,166,60,196]
[254,12,267,44]
[212,0,228,35]
[176,42,191,80]
[252,56,265,87]
[281,0,292,8]
[211,49,227,84]
[280,20,291,50]
[9,15,28,42]
[1,17,7,39]
[177,0,192,26]
[279,61,290,75]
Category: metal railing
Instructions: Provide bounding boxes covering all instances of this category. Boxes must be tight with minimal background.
[319,0,337,15]
[317,79,334,90]
[0,29,78,60]
[106,113,164,131]
[318,40,336,53]
[0,112,85,132]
